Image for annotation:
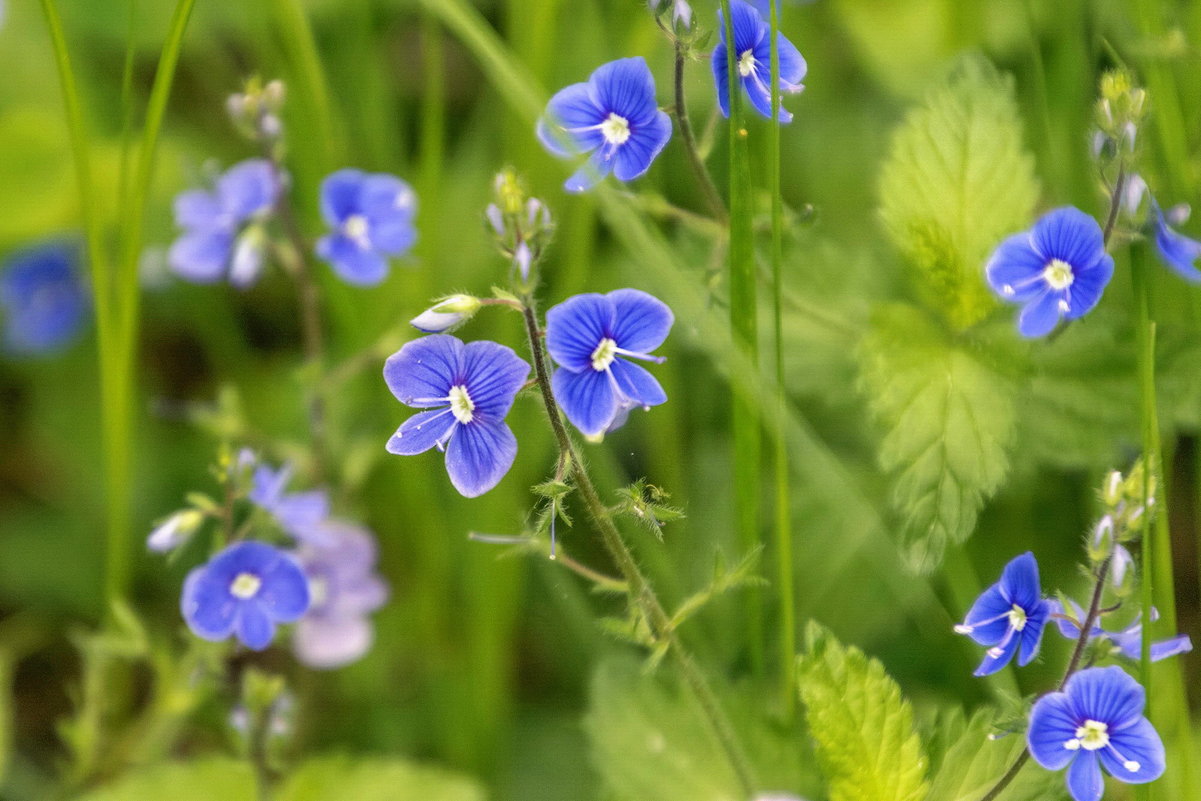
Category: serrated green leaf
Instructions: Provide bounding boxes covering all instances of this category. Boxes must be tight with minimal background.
[77,760,256,801]
[880,56,1039,330]
[859,304,1017,572]
[925,709,1065,801]
[797,622,928,801]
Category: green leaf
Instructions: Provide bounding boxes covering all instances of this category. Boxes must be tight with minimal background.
[879,56,1039,330]
[925,708,1065,801]
[280,756,486,801]
[859,304,1017,572]
[77,760,256,801]
[796,622,928,801]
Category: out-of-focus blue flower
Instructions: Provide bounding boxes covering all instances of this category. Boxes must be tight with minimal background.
[293,520,389,669]
[985,207,1115,338]
[315,169,417,286]
[537,57,673,193]
[0,242,88,355]
[1050,598,1193,663]
[169,159,280,288]
[1150,201,1201,283]
[248,462,331,545]
[545,289,672,438]
[954,552,1050,676]
[384,335,530,498]
[1028,666,1165,801]
[713,0,806,122]
[181,541,310,650]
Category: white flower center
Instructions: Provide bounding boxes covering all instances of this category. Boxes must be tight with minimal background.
[591,338,618,371]
[1069,720,1109,751]
[230,572,262,600]
[738,49,757,77]
[600,113,631,146]
[449,384,475,424]
[1008,603,1027,631]
[1043,258,1074,290]
[344,214,371,245]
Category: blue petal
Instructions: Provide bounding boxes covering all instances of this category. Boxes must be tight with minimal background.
[461,340,530,419]
[973,635,1018,676]
[1063,253,1114,320]
[712,37,731,118]
[611,359,667,408]
[742,68,789,123]
[386,409,455,455]
[1148,634,1193,661]
[320,169,366,225]
[360,174,416,223]
[589,57,658,124]
[218,159,278,220]
[552,367,617,437]
[169,231,231,283]
[727,0,768,54]
[1066,752,1104,801]
[1100,717,1165,783]
[608,288,673,353]
[564,152,613,193]
[256,553,310,622]
[538,81,604,157]
[316,233,389,286]
[1018,600,1049,666]
[250,464,290,508]
[181,567,237,640]
[1027,690,1080,770]
[384,335,463,407]
[986,232,1048,302]
[546,293,615,371]
[963,584,1012,645]
[0,245,88,354]
[613,109,673,182]
[1017,290,1063,338]
[775,32,807,87]
[999,551,1041,610]
[235,604,275,650]
[1030,207,1106,270]
[1153,206,1201,282]
[444,420,518,498]
[369,219,417,257]
[174,189,222,229]
[1064,666,1145,730]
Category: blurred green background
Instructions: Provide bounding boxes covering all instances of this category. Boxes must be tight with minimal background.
[1,0,1199,799]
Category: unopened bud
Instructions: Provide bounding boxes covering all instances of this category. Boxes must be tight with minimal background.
[410,294,481,333]
[147,509,204,553]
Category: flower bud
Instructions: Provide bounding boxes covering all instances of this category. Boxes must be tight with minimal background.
[410,294,482,333]
[147,509,204,553]
[228,77,287,143]
[485,170,554,288]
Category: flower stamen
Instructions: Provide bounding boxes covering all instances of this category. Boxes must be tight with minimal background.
[591,338,618,371]
[448,384,475,424]
[230,572,262,599]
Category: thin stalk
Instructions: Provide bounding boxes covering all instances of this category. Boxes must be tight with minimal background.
[673,41,727,223]
[1133,245,1155,703]
[766,0,795,717]
[520,299,757,797]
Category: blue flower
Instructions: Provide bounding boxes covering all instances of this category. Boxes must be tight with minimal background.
[169,159,280,287]
[545,289,672,438]
[1050,598,1193,663]
[985,207,1115,338]
[536,57,673,193]
[1150,201,1201,283]
[954,552,1050,676]
[181,541,310,650]
[248,461,331,545]
[713,0,806,122]
[0,241,88,355]
[1028,666,1165,801]
[293,520,389,669]
[316,169,417,286]
[384,335,531,497]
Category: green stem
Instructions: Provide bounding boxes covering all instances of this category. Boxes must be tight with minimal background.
[1133,244,1156,702]
[520,299,757,797]
[673,41,727,223]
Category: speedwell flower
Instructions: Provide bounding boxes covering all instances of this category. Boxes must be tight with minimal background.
[1028,666,1165,801]
[316,169,417,286]
[181,541,310,650]
[384,335,530,498]
[169,159,280,287]
[248,461,331,545]
[985,206,1115,338]
[1150,201,1201,283]
[713,0,806,122]
[954,551,1050,676]
[0,241,88,355]
[545,289,672,438]
[536,57,673,193]
[1050,598,1193,663]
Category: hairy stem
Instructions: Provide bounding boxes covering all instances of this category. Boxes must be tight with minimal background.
[673,42,727,223]
[519,298,757,796]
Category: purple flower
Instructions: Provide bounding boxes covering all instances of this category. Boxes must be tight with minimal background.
[536,57,673,193]
[1150,201,1201,283]
[181,541,310,650]
[293,520,389,669]
[316,169,417,286]
[545,289,672,438]
[168,159,280,287]
[0,241,88,355]
[248,462,331,545]
[713,0,807,122]
[384,335,530,497]
[954,552,1050,676]
[1028,666,1165,801]
[1050,598,1193,663]
[985,207,1115,338]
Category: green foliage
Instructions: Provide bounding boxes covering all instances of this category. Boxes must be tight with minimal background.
[796,623,928,801]
[613,479,685,537]
[880,56,1039,330]
[924,708,1064,801]
[859,304,1017,571]
[78,760,257,801]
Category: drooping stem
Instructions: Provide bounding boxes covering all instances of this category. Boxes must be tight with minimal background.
[1101,165,1127,246]
[673,42,727,223]
[519,298,757,797]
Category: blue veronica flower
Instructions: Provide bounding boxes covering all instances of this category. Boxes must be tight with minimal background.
[384,335,531,498]
[293,520,389,669]
[954,552,1050,676]
[985,206,1115,338]
[536,57,673,193]
[545,289,672,438]
[1150,201,1201,283]
[713,0,807,123]
[1028,666,1165,801]
[248,462,331,545]
[181,541,310,650]
[316,169,417,286]
[169,159,280,288]
[1049,598,1193,663]
[0,241,88,355]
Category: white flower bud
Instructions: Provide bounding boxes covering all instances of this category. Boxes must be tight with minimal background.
[410,294,481,333]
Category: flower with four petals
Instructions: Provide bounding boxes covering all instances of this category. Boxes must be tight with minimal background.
[954,551,1051,676]
[713,0,807,122]
[316,169,418,286]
